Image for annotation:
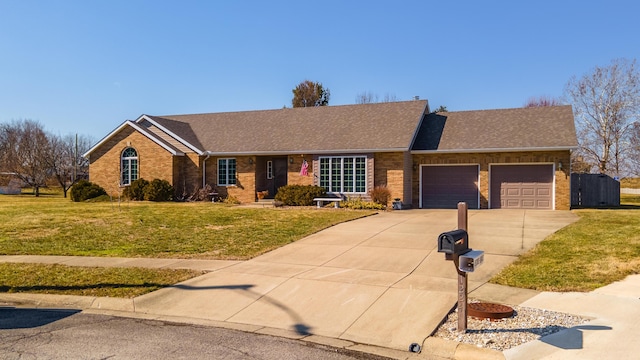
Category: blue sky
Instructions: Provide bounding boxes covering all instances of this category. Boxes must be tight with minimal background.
[1,1,639,141]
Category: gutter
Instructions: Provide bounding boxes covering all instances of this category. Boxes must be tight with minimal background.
[411,146,578,154]
[202,153,211,188]
[201,148,411,157]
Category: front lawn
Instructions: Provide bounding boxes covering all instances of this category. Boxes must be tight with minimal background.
[0,195,374,259]
[0,193,374,297]
[491,194,640,291]
[0,263,201,298]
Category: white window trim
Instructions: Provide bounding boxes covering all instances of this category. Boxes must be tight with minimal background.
[217,158,237,186]
[121,148,138,186]
[319,155,367,194]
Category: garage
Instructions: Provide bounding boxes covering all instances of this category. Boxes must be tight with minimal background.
[490,164,553,209]
[421,165,479,209]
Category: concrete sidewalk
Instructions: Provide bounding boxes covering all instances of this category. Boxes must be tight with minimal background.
[0,209,580,359]
[503,274,640,359]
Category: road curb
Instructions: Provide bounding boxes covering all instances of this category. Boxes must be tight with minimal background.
[0,292,505,359]
[422,337,505,360]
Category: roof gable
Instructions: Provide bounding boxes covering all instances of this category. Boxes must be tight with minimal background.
[83,120,185,158]
[412,105,578,152]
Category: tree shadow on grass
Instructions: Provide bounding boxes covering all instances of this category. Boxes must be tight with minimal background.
[0,283,169,297]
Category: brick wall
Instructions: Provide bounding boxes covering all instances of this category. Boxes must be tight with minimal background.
[174,153,201,198]
[411,150,572,210]
[374,152,408,205]
[88,128,176,196]
[205,156,256,203]
[288,155,314,186]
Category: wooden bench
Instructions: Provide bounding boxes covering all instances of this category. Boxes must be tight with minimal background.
[313,197,344,208]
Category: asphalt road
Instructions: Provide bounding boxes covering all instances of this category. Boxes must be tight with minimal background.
[0,308,391,359]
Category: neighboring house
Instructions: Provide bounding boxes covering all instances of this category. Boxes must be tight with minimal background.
[83,100,577,209]
[0,176,22,195]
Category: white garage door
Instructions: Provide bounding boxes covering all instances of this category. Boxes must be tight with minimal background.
[490,164,553,209]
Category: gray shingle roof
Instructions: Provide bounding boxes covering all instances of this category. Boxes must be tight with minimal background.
[411,105,578,152]
[147,100,429,154]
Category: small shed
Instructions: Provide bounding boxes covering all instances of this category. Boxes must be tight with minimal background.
[571,173,620,207]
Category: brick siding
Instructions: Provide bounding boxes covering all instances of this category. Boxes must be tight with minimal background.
[89,129,570,210]
[374,152,410,206]
[88,128,175,196]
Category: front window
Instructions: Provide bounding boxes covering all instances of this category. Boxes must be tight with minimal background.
[218,158,237,186]
[319,156,366,193]
[121,147,138,185]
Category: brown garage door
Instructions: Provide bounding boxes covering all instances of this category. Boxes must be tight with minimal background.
[421,165,479,209]
[490,164,553,209]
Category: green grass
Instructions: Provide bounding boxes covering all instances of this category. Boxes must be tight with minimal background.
[0,263,202,298]
[0,193,374,297]
[0,195,374,260]
[491,194,640,292]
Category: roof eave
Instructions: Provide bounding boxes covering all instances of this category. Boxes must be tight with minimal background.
[203,147,411,157]
[411,146,578,154]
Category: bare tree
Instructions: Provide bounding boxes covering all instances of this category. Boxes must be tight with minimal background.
[355,91,377,104]
[381,93,398,103]
[629,121,640,176]
[0,120,51,196]
[524,96,563,107]
[46,133,91,198]
[564,58,640,176]
[292,80,330,107]
[355,92,398,104]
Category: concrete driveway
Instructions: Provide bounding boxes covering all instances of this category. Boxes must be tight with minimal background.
[133,209,578,351]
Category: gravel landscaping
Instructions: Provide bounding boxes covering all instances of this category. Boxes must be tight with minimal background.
[432,303,589,351]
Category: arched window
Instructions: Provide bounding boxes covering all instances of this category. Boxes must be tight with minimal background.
[121,147,138,185]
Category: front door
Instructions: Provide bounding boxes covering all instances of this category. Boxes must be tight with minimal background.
[256,156,288,199]
[272,157,288,197]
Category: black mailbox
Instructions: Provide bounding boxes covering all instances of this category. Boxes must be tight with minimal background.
[437,229,469,255]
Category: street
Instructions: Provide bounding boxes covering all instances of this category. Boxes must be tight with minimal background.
[0,308,390,359]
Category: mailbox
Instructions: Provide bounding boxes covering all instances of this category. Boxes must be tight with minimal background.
[437,229,469,255]
[458,250,485,272]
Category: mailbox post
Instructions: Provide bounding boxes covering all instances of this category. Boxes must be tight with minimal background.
[437,202,483,332]
[455,202,468,332]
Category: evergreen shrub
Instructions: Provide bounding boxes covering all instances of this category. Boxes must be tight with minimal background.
[144,179,174,201]
[274,185,326,206]
[70,180,107,202]
[122,178,149,201]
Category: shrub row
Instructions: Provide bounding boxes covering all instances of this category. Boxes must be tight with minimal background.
[340,197,386,210]
[274,185,326,206]
[123,178,174,201]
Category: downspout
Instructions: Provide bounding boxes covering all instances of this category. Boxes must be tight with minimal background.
[203,152,211,189]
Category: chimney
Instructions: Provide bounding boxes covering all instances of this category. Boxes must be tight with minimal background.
[414,96,420,101]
